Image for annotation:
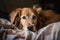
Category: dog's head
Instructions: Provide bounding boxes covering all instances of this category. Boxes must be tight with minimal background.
[10,6,43,32]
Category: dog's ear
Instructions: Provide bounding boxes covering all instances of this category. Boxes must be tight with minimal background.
[33,4,42,14]
[10,8,23,29]
[36,14,47,30]
[10,8,21,23]
[33,5,47,30]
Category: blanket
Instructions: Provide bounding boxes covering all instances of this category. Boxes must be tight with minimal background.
[0,18,60,40]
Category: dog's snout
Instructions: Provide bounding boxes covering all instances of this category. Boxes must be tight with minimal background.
[27,25,34,31]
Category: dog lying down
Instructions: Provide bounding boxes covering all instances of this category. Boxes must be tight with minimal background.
[9,7,60,40]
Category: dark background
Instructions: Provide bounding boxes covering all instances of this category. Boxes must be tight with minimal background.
[0,0,60,20]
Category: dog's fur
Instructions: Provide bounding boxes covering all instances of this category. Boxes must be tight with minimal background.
[36,10,60,30]
[10,8,40,31]
[9,6,60,40]
[10,8,39,40]
[10,7,60,31]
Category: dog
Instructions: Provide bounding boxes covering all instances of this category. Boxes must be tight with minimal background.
[10,7,42,40]
[10,6,60,31]
[10,6,60,40]
[10,7,42,32]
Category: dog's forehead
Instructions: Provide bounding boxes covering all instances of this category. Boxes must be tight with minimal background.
[21,8,37,15]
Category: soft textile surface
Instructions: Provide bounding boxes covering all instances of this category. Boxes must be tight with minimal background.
[36,22,60,40]
[0,18,26,40]
[0,18,60,40]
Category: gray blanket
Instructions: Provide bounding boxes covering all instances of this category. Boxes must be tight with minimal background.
[36,22,60,40]
[0,18,60,40]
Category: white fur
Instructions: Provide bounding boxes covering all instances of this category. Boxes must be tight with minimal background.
[23,26,36,40]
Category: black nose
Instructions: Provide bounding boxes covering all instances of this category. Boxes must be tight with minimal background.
[28,25,33,31]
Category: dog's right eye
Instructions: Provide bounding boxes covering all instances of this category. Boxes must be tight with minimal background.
[22,16,26,19]
[32,15,36,20]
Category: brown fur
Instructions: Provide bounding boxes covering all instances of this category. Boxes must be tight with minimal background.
[10,8,39,31]
[10,7,60,31]
[36,10,60,30]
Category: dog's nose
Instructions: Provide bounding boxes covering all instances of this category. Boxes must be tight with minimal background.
[28,25,33,31]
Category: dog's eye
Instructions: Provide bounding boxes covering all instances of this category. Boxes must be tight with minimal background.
[22,16,26,19]
[32,15,36,20]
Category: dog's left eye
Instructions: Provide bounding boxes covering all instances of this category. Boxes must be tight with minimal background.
[22,16,26,19]
[32,15,36,20]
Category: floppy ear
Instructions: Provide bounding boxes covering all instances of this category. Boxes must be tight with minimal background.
[10,8,21,23]
[33,5,47,30]
[36,14,47,30]
[10,8,23,29]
